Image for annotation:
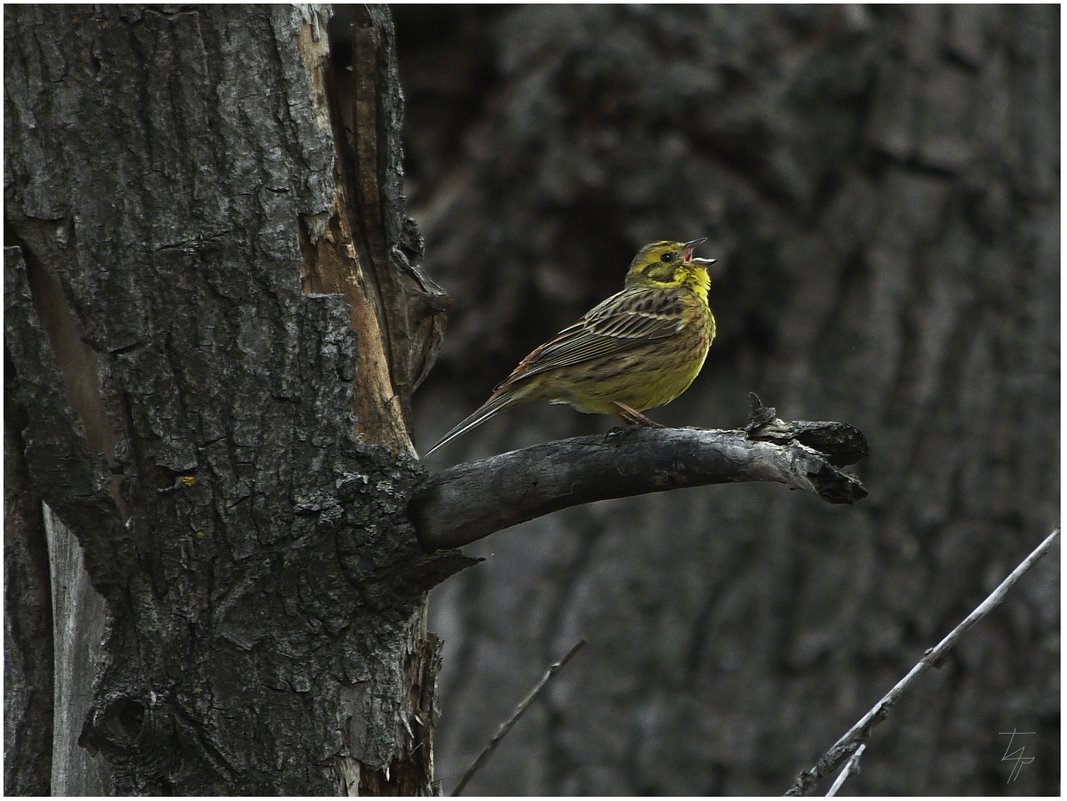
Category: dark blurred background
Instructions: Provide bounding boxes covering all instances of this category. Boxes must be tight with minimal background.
[393,5,1059,795]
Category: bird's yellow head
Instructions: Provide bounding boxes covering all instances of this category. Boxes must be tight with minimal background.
[624,238,717,299]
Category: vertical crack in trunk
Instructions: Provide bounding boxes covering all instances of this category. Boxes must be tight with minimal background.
[295,10,411,451]
[298,6,449,453]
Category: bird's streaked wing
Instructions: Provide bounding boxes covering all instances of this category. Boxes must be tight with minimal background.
[496,288,684,387]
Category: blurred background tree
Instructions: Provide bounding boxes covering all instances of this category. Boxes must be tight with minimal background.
[396,5,1058,795]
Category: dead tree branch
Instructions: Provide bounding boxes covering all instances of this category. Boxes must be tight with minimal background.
[412,398,867,550]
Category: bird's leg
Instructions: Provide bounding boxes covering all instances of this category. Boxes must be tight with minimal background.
[612,401,664,428]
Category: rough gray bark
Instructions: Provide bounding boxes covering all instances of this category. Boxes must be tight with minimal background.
[5,5,469,795]
[398,5,1060,795]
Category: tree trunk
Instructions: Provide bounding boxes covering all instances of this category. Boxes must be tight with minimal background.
[5,5,468,794]
[397,5,1059,795]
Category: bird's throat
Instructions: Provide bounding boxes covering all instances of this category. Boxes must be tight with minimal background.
[681,265,711,303]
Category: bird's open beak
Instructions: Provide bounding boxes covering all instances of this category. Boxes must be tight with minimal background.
[691,257,717,267]
[683,237,710,264]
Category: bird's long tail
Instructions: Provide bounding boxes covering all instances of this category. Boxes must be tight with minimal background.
[423,391,525,457]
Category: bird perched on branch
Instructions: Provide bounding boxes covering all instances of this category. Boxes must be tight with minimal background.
[424,238,717,456]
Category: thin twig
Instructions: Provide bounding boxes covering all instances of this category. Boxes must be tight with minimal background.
[451,638,587,796]
[825,743,865,796]
[785,526,1060,796]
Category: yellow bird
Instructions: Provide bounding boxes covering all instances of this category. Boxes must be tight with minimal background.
[424,239,717,456]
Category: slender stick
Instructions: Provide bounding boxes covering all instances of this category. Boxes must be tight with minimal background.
[785,527,1060,796]
[451,638,587,796]
[825,743,865,797]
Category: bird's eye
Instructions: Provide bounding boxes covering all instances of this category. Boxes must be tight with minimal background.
[660,252,676,263]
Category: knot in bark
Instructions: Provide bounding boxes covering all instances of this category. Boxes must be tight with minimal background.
[79,691,175,777]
